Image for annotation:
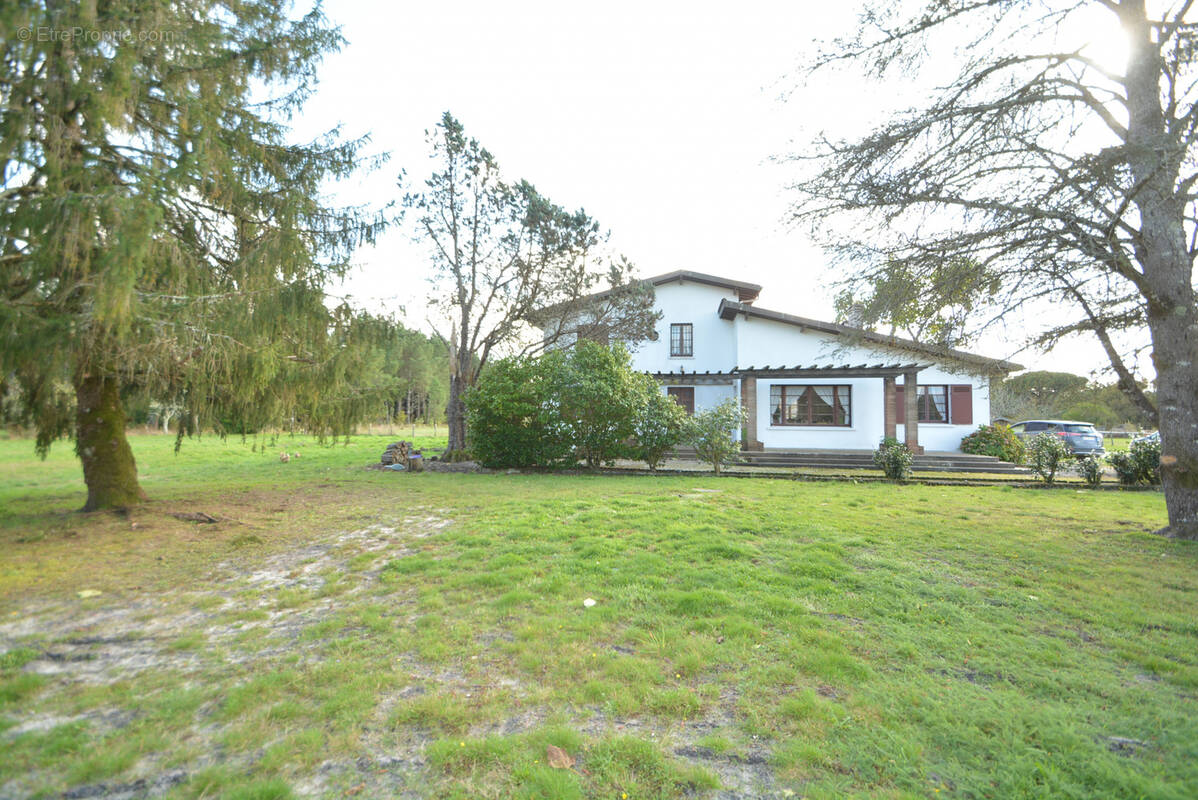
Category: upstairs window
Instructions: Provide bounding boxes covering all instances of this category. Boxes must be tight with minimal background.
[669,323,693,357]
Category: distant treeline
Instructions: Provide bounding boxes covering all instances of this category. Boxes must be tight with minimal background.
[3,323,452,435]
[991,371,1155,430]
[375,327,450,426]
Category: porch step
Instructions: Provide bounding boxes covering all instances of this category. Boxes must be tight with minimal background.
[670,448,1028,474]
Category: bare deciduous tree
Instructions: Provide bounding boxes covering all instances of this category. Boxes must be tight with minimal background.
[789,0,1198,538]
[405,112,659,452]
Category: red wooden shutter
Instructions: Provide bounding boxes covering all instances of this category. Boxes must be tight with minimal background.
[895,385,905,424]
[950,385,973,424]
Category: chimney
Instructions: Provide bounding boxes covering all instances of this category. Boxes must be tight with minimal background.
[847,302,866,328]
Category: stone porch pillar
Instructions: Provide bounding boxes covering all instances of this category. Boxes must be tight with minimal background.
[903,369,924,454]
[883,376,897,442]
[740,377,763,451]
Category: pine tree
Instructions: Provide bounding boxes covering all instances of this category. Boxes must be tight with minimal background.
[0,1,388,510]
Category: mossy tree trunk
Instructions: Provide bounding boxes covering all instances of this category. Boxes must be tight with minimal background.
[75,375,146,511]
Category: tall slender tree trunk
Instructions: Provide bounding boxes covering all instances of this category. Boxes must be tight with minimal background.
[446,374,468,451]
[446,322,471,452]
[1123,0,1198,538]
[75,374,146,511]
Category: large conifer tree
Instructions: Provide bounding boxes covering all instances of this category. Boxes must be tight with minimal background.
[0,1,387,510]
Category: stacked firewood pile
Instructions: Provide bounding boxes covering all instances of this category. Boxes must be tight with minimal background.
[381,440,411,465]
[380,441,423,471]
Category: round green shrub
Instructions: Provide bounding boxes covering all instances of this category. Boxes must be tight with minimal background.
[1074,454,1105,487]
[1028,432,1071,484]
[1108,437,1161,485]
[960,424,1025,464]
[464,342,667,469]
[633,387,688,471]
[684,399,746,475]
[873,437,914,480]
[463,353,572,468]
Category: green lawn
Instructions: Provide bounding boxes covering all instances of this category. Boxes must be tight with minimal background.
[0,433,1194,799]
[1104,436,1134,453]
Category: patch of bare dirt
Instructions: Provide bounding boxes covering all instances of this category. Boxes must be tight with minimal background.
[0,511,453,799]
[1,504,792,799]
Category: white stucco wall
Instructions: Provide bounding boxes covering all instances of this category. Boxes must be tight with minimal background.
[732,313,896,372]
[626,282,739,374]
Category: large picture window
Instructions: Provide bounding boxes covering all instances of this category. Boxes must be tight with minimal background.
[770,385,851,426]
[918,385,948,422]
[669,323,693,357]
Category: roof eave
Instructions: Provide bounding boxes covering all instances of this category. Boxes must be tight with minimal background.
[718,299,1023,375]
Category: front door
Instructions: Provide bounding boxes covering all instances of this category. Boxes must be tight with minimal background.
[667,387,695,415]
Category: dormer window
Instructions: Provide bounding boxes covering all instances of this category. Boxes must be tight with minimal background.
[669,323,693,357]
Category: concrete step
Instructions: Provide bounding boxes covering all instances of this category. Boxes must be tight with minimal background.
[737,459,1030,471]
[745,454,1006,463]
[742,454,1001,463]
[670,448,1027,474]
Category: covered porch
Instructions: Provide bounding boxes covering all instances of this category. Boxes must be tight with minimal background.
[651,363,928,454]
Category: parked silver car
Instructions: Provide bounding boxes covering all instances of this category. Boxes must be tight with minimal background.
[1008,420,1106,455]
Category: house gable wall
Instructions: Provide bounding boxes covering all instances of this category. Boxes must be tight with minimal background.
[627,281,739,374]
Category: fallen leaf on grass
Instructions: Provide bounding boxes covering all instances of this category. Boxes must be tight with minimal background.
[76,589,102,599]
[547,744,574,770]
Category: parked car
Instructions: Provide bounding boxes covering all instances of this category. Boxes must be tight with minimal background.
[1008,420,1106,455]
[1132,431,1160,446]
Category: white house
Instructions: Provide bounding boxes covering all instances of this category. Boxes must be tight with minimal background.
[564,270,1022,454]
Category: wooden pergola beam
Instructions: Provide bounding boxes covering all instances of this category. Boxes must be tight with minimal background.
[649,363,924,381]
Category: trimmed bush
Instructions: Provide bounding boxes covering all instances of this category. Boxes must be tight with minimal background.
[960,424,1025,464]
[685,399,745,475]
[1074,454,1105,487]
[873,437,914,480]
[1132,437,1162,485]
[1028,432,1071,484]
[554,342,651,468]
[633,388,688,471]
[465,342,672,470]
[1108,437,1161,485]
[463,353,571,468]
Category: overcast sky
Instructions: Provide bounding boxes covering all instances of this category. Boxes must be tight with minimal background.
[295,0,1146,379]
